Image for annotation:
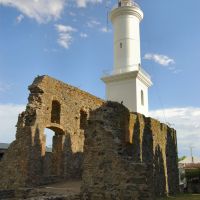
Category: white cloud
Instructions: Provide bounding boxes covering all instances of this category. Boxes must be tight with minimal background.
[16,14,24,23]
[55,24,76,32]
[75,0,102,8]
[0,0,66,23]
[0,104,25,143]
[80,32,88,38]
[87,19,100,28]
[100,26,111,33]
[150,107,200,156]
[144,53,175,66]
[55,24,77,49]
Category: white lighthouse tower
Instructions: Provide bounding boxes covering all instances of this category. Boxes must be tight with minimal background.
[101,0,152,116]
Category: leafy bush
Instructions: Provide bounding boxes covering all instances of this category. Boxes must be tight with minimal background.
[185,168,200,181]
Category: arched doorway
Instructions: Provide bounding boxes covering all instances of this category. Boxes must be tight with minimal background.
[43,126,66,179]
[45,128,54,152]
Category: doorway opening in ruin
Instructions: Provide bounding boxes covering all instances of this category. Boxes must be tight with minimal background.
[45,128,54,152]
[43,127,65,179]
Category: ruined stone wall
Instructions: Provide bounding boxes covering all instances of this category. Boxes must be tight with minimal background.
[0,75,103,189]
[0,75,179,198]
[81,103,179,199]
[128,113,179,196]
[81,102,153,200]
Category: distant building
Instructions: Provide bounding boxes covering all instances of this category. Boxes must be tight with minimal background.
[179,156,200,193]
[179,156,200,168]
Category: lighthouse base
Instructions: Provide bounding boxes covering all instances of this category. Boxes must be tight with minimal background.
[101,69,152,116]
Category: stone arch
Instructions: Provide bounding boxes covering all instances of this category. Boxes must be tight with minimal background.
[51,100,61,124]
[46,125,65,134]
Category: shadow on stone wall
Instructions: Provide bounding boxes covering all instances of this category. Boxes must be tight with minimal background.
[40,131,84,185]
[154,145,166,196]
[0,124,84,189]
[63,134,83,180]
[129,113,179,197]
[132,115,141,162]
[142,117,154,196]
[166,127,179,195]
[81,102,153,200]
[28,126,44,185]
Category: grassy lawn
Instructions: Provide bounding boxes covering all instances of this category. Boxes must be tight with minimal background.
[157,194,200,200]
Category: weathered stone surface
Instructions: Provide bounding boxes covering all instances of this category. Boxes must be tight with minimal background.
[0,75,103,189]
[128,113,179,196]
[81,102,153,200]
[0,75,179,199]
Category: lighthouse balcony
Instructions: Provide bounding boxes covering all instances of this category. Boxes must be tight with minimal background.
[102,65,151,80]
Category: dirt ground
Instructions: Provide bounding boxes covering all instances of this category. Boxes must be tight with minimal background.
[35,180,81,196]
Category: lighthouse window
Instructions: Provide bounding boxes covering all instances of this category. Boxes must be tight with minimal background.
[120,42,122,48]
[141,90,144,106]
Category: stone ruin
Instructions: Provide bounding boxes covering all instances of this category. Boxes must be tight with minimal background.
[0,75,179,199]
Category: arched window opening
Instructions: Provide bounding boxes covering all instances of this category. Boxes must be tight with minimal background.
[44,128,55,152]
[141,90,144,106]
[51,100,61,124]
[80,110,87,130]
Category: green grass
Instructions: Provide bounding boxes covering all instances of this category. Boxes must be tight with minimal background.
[157,194,200,200]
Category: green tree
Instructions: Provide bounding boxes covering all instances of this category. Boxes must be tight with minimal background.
[178,156,186,162]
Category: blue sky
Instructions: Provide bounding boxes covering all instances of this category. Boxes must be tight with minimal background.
[0,0,200,157]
